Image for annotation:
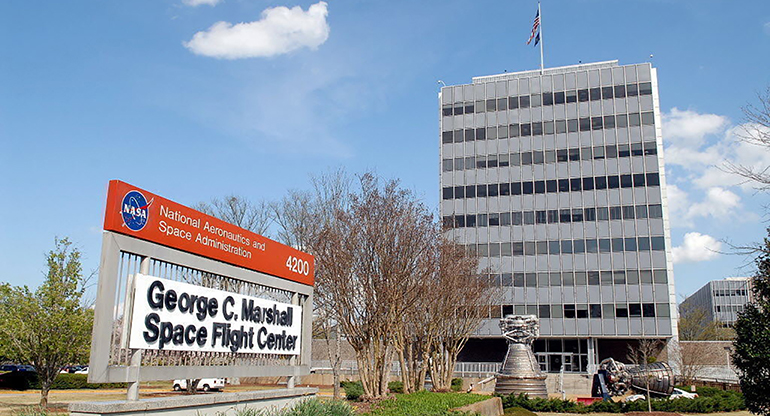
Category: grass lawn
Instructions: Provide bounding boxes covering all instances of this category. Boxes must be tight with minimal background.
[366,391,490,416]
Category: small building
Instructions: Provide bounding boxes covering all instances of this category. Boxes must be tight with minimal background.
[681,277,752,327]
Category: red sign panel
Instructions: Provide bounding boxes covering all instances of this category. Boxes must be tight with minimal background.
[103,180,314,286]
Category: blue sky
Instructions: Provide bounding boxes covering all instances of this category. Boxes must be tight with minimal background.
[1,0,769,301]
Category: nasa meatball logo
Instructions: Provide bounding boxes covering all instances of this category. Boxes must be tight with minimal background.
[121,190,152,232]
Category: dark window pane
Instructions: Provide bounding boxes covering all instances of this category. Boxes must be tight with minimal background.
[509,96,519,109]
[610,206,622,220]
[646,172,660,186]
[604,115,616,129]
[453,105,463,115]
[639,82,653,95]
[627,83,639,97]
[509,124,520,137]
[569,148,580,161]
[642,112,655,125]
[500,183,510,196]
[466,214,476,227]
[534,181,546,194]
[564,305,576,319]
[548,210,559,223]
[486,99,496,112]
[522,182,534,194]
[520,123,532,136]
[519,95,530,108]
[544,121,554,135]
[633,174,646,187]
[596,207,609,220]
[465,102,474,114]
[585,239,598,253]
[590,304,602,318]
[476,127,486,140]
[510,182,522,195]
[649,204,663,218]
[614,85,626,98]
[629,304,642,317]
[578,89,589,102]
[584,208,596,221]
[651,237,665,250]
[442,131,453,143]
[521,152,533,165]
[594,145,606,159]
[635,205,648,219]
[623,205,636,219]
[589,87,601,101]
[539,305,551,318]
[477,184,487,197]
[629,113,641,127]
[606,145,618,158]
[442,106,452,116]
[572,209,584,222]
[554,91,565,104]
[532,122,543,136]
[560,209,572,223]
[488,184,498,197]
[476,156,486,168]
[595,176,607,189]
[442,187,453,200]
[644,142,657,156]
[618,144,630,157]
[608,175,620,189]
[616,307,628,318]
[542,92,553,106]
[454,186,465,199]
[497,98,507,111]
[643,303,656,317]
[454,129,464,143]
[465,128,475,141]
[489,213,500,226]
[561,240,573,254]
[454,215,465,227]
[546,180,557,193]
[558,179,570,192]
[549,241,560,255]
[583,177,594,191]
[599,239,611,253]
[465,185,476,198]
[638,237,651,251]
[616,114,628,128]
[592,116,603,130]
[557,149,568,162]
[570,178,582,191]
[512,213,522,225]
[579,117,591,131]
[602,86,614,99]
[612,238,624,252]
[631,143,644,156]
[566,90,577,103]
[573,239,585,253]
[535,210,547,224]
[625,237,637,251]
[620,174,633,188]
[442,216,453,229]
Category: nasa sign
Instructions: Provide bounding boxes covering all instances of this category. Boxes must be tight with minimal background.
[103,180,314,286]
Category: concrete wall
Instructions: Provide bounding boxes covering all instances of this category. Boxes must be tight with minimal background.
[69,388,317,416]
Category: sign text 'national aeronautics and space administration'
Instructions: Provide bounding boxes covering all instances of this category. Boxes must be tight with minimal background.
[129,274,301,355]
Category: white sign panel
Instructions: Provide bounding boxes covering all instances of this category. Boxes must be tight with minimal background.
[129,274,301,355]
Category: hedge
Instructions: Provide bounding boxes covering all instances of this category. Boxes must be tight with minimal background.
[0,372,127,390]
[499,389,746,414]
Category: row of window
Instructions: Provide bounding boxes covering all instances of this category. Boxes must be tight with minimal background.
[467,236,666,257]
[713,289,748,297]
[442,112,655,144]
[715,305,745,313]
[442,173,661,200]
[443,204,663,229]
[497,302,665,320]
[491,269,667,287]
[443,141,658,172]
[442,82,654,116]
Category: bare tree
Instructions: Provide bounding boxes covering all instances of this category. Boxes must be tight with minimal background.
[671,341,724,386]
[627,339,664,412]
[726,87,770,189]
[194,195,272,235]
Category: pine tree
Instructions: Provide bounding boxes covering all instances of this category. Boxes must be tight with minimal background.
[733,230,770,416]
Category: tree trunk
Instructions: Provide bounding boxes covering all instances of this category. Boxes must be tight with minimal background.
[332,335,342,400]
[39,369,54,407]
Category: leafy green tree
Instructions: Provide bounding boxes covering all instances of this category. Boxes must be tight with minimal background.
[733,230,770,416]
[0,238,93,407]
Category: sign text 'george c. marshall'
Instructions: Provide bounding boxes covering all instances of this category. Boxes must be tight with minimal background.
[129,274,301,355]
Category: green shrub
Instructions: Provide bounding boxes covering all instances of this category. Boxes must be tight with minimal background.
[341,381,364,401]
[388,381,404,394]
[450,378,463,392]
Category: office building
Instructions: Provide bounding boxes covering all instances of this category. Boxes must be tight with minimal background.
[439,60,678,373]
[681,277,752,327]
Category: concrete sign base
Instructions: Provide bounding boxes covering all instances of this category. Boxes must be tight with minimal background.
[69,388,317,416]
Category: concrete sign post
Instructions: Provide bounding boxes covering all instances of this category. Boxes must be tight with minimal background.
[77,181,316,415]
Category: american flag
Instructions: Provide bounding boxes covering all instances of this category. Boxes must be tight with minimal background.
[527,9,540,45]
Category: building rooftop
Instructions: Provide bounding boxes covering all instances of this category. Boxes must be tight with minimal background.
[471,60,621,84]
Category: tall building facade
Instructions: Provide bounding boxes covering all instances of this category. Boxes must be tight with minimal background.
[681,277,752,327]
[439,61,678,373]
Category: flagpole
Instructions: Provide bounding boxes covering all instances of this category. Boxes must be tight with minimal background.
[538,1,544,74]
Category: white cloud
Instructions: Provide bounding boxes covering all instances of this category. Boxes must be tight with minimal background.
[672,232,722,264]
[687,187,742,220]
[182,0,221,6]
[764,22,770,35]
[665,184,692,227]
[184,1,330,59]
[663,107,728,147]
